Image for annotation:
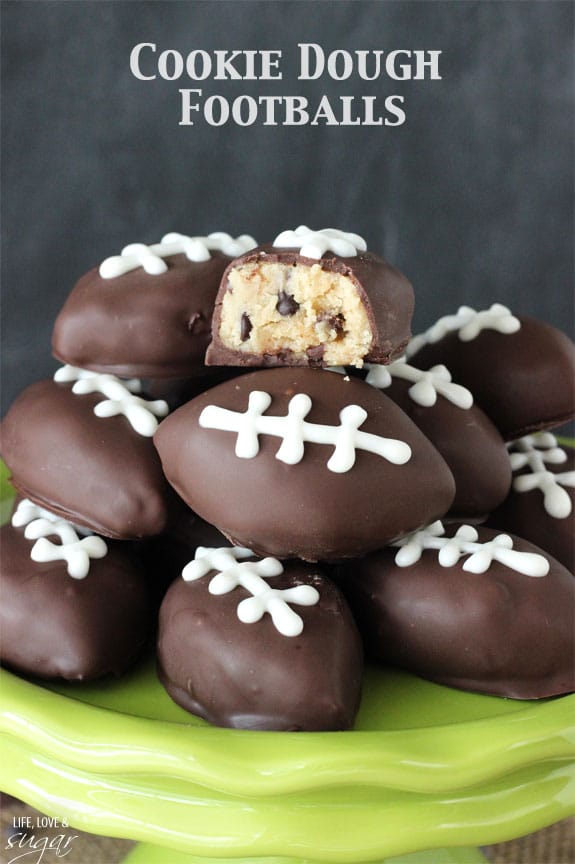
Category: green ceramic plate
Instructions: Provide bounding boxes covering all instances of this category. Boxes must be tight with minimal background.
[1,462,574,863]
[1,661,574,862]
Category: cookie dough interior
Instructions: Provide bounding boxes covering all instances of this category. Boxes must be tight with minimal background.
[218,262,373,366]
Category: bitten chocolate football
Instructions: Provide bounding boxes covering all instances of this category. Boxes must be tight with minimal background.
[206,227,414,368]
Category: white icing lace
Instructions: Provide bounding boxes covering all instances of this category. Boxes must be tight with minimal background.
[54,365,169,437]
[99,232,257,278]
[12,499,107,579]
[199,390,411,472]
[392,521,549,576]
[406,304,521,356]
[364,359,473,409]
[273,226,367,259]
[182,546,320,637]
[507,433,574,518]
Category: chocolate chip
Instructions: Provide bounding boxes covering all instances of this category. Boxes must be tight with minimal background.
[306,345,325,366]
[240,313,252,342]
[276,291,300,317]
[317,312,346,339]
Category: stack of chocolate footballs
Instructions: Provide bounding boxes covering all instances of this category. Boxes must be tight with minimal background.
[1,227,574,732]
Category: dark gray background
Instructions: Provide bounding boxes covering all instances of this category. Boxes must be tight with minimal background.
[2,0,573,413]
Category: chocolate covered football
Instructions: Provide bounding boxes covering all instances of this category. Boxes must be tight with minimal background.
[158,550,363,730]
[206,227,414,368]
[408,306,575,440]
[1,374,172,539]
[52,232,257,379]
[361,360,512,519]
[154,367,456,561]
[1,502,151,681]
[486,433,574,573]
[339,522,574,699]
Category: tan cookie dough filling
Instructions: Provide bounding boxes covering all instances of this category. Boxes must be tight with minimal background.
[218,262,373,366]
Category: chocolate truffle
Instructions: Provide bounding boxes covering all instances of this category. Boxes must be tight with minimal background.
[361,360,512,519]
[339,522,574,699]
[1,374,172,539]
[206,227,414,368]
[408,306,575,440]
[158,549,363,730]
[1,504,151,681]
[154,367,456,561]
[52,233,257,379]
[486,434,574,574]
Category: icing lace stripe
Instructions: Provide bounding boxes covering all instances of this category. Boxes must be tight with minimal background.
[392,521,549,577]
[364,359,473,409]
[12,499,107,579]
[407,304,521,356]
[182,546,320,637]
[99,232,257,278]
[199,390,411,472]
[507,433,574,519]
[54,365,169,437]
[273,226,367,259]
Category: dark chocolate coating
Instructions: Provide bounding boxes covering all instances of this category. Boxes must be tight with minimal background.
[158,562,363,730]
[206,244,414,367]
[0,523,151,681]
[144,367,248,412]
[1,380,171,539]
[143,497,230,602]
[486,448,574,574]
[339,526,575,699]
[154,495,229,560]
[52,253,232,378]
[154,368,456,561]
[410,316,575,440]
[382,378,512,519]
